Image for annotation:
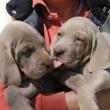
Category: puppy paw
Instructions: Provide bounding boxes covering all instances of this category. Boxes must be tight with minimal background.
[4,86,34,110]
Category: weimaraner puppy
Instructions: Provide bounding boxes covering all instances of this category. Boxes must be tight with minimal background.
[50,17,110,110]
[0,21,54,110]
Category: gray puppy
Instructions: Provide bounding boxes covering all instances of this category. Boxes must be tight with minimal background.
[51,17,110,110]
[0,21,53,110]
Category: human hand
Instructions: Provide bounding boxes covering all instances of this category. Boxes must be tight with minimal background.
[87,0,110,23]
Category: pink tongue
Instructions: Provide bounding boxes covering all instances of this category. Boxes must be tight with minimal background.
[53,60,63,69]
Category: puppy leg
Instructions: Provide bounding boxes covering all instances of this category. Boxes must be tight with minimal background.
[4,86,34,110]
[64,74,85,91]
[77,85,99,110]
[19,80,40,98]
[77,70,110,110]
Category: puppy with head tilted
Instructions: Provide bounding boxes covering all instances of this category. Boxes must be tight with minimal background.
[0,21,53,110]
[50,17,110,110]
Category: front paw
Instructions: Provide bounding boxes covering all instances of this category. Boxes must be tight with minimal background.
[4,86,34,110]
[65,74,85,91]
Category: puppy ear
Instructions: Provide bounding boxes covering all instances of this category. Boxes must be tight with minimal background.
[0,42,21,86]
[50,35,58,56]
[88,32,110,72]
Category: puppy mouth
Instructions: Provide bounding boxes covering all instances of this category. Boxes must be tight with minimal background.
[22,68,49,80]
[27,71,47,80]
[53,60,63,69]
[53,58,74,69]
[32,73,46,79]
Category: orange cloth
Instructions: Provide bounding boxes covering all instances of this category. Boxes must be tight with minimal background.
[0,84,11,110]
[34,92,67,110]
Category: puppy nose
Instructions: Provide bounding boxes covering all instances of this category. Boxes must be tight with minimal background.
[54,49,65,57]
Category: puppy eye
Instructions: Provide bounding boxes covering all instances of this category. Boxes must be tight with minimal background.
[75,37,82,42]
[21,47,34,58]
[74,37,83,43]
[57,32,63,37]
[57,32,61,36]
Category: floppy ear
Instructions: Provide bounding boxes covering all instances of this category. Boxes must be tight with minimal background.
[0,42,21,86]
[50,35,60,57]
[88,32,110,72]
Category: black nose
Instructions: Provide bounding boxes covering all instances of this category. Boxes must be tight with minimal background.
[54,49,65,57]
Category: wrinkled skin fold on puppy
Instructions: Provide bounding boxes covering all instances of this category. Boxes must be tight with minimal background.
[50,17,110,110]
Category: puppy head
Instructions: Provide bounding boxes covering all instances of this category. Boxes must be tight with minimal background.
[13,21,53,79]
[0,21,52,85]
[51,17,99,70]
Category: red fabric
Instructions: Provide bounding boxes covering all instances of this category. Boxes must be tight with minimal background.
[34,92,67,110]
[32,0,89,49]
[0,84,10,110]
[33,0,61,49]
[80,6,89,17]
[33,0,45,8]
